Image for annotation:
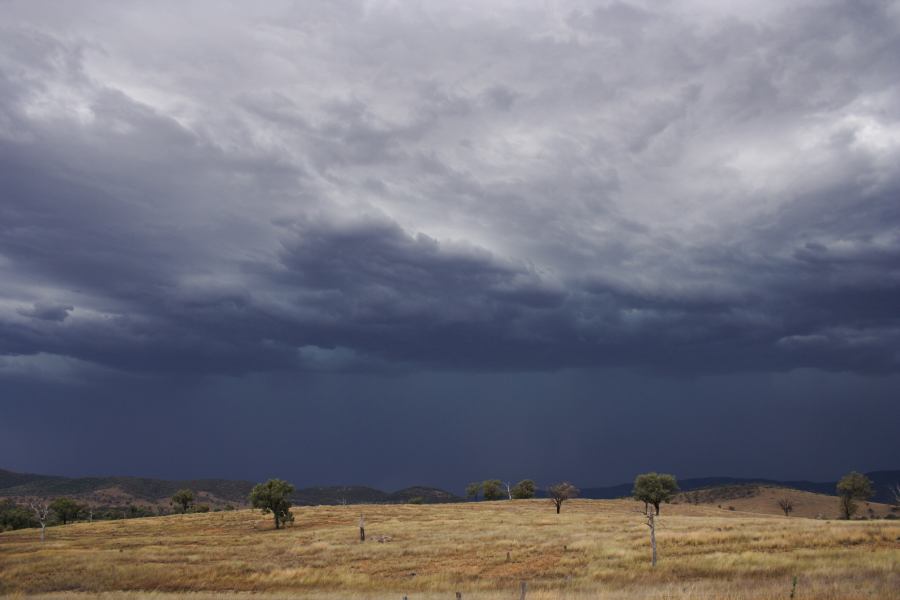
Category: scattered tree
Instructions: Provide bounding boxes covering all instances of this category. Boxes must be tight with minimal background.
[465,482,481,500]
[249,479,295,529]
[836,471,873,520]
[28,499,51,543]
[482,479,504,501]
[511,479,536,499]
[777,497,794,517]
[171,489,195,514]
[547,482,578,514]
[632,473,679,515]
[49,497,84,525]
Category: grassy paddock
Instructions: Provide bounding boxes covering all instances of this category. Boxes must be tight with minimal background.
[1,499,897,599]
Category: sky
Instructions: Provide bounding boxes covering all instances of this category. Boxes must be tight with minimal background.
[1,0,898,493]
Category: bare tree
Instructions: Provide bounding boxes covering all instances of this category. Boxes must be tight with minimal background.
[777,497,795,517]
[892,482,900,508]
[505,481,512,500]
[29,499,51,543]
[547,482,579,514]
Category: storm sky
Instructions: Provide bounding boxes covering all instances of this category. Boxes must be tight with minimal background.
[1,0,898,492]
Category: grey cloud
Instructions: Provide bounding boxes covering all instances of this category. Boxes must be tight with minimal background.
[0,0,898,378]
[16,302,73,322]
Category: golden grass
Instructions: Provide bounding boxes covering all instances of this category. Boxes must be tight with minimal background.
[1,499,898,599]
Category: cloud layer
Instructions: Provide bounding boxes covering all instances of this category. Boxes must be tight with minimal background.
[2,0,900,378]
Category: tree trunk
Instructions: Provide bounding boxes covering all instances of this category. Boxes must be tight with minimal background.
[556,502,561,514]
[274,514,280,529]
[40,523,46,543]
[650,517,657,567]
[654,502,660,515]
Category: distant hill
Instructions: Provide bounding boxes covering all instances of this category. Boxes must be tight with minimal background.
[671,484,896,519]
[0,468,461,507]
[579,470,900,504]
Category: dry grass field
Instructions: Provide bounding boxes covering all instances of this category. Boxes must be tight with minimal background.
[676,486,897,519]
[1,499,898,600]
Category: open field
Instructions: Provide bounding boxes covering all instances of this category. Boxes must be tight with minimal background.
[1,499,898,600]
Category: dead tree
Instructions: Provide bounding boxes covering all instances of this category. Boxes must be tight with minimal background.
[359,513,365,542]
[892,482,900,508]
[777,497,795,517]
[644,504,657,567]
[29,500,51,543]
[505,481,512,500]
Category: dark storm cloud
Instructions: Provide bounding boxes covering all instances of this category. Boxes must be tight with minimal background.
[1,0,899,380]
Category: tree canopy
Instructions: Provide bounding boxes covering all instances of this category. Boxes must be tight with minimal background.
[511,479,536,499]
[49,497,84,525]
[632,473,679,515]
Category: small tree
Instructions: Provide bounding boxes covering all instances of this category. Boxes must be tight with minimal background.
[29,500,51,543]
[171,489,194,514]
[49,497,84,525]
[511,479,536,499]
[548,482,578,514]
[249,479,295,529]
[465,482,481,501]
[836,471,873,520]
[632,473,679,515]
[482,479,504,501]
[777,497,794,517]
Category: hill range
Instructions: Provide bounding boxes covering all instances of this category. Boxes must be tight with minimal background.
[1,467,897,509]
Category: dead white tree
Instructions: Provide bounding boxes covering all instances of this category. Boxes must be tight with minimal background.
[644,504,657,567]
[29,499,51,543]
[505,481,512,500]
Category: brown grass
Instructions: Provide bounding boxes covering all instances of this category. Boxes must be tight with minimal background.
[1,499,898,599]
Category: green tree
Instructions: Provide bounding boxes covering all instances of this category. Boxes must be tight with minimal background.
[548,482,578,513]
[632,473,679,515]
[249,479,295,529]
[481,479,504,500]
[171,489,195,514]
[0,500,38,531]
[49,497,84,525]
[836,471,873,520]
[465,482,481,500]
[511,479,536,499]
